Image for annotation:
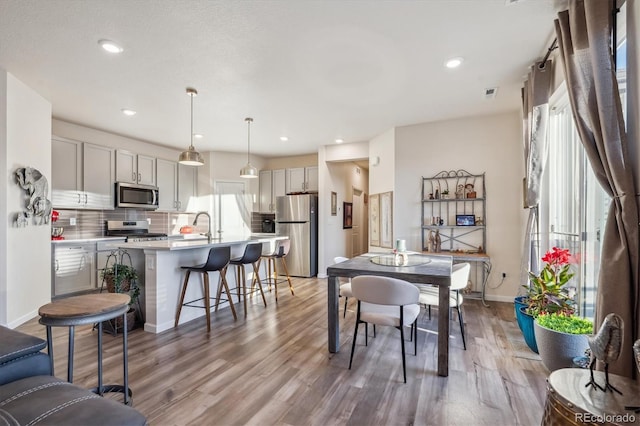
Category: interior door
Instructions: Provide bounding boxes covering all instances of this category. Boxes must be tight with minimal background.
[352,189,364,257]
[215,181,250,238]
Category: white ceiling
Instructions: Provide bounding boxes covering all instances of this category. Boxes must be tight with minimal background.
[0,0,562,158]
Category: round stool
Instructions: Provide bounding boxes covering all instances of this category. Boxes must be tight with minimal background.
[542,368,640,425]
[230,242,266,317]
[175,246,237,332]
[38,293,133,405]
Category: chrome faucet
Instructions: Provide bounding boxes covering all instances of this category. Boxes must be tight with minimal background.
[193,211,212,243]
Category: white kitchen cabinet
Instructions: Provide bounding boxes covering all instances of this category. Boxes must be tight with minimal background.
[51,137,115,210]
[116,150,156,186]
[156,158,178,211]
[178,164,198,212]
[83,144,116,209]
[286,166,318,194]
[259,169,285,212]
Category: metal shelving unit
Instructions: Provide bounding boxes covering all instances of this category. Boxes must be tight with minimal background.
[421,170,491,306]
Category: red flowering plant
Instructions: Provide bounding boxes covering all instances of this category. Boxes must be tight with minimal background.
[524,247,576,317]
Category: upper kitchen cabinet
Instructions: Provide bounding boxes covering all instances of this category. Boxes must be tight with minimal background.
[51,137,115,210]
[116,150,156,186]
[286,166,318,194]
[156,158,178,211]
[259,169,285,213]
[178,163,198,212]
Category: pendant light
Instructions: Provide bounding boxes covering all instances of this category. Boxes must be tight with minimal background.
[240,117,258,178]
[178,88,204,166]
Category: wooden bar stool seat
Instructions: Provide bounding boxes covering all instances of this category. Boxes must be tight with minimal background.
[175,246,236,331]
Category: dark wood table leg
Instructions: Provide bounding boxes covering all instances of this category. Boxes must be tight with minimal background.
[45,326,54,376]
[123,311,129,405]
[328,275,339,353]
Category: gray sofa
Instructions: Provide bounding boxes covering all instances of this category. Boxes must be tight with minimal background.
[0,325,147,425]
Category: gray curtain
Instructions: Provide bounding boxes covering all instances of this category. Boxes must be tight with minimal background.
[555,0,639,377]
[519,61,552,289]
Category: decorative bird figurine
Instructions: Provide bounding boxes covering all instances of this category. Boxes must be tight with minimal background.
[585,313,623,394]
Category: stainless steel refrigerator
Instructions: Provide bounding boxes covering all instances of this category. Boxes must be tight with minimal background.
[276,194,318,277]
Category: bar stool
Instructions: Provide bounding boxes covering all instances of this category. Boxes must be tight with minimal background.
[175,246,237,332]
[261,239,294,302]
[230,242,267,317]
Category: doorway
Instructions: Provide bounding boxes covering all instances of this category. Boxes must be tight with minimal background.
[351,188,366,257]
[214,181,250,238]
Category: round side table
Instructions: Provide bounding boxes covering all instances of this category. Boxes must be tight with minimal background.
[38,293,132,405]
[543,368,640,425]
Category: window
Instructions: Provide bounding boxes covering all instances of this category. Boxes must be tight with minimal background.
[541,7,626,320]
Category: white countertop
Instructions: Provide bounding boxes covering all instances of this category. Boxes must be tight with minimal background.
[104,234,287,251]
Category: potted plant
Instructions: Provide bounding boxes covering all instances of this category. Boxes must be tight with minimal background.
[101,264,140,331]
[441,189,449,199]
[534,312,593,372]
[516,247,576,353]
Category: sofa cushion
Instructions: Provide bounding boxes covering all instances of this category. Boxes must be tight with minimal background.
[0,376,147,425]
[0,326,46,364]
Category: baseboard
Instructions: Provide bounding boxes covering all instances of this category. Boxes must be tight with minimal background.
[7,309,39,329]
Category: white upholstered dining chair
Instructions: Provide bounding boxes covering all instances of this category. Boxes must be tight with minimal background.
[348,275,420,383]
[417,262,471,349]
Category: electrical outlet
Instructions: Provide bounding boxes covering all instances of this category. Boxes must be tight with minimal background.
[502,272,507,278]
[70,218,76,226]
[147,218,151,225]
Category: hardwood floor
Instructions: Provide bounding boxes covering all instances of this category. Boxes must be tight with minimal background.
[17,277,548,425]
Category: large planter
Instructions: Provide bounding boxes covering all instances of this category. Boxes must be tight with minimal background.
[516,306,538,354]
[514,296,528,333]
[534,321,589,372]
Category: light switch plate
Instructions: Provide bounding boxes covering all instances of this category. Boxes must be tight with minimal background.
[70,218,76,226]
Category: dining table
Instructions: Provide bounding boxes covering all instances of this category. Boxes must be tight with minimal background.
[326,252,453,377]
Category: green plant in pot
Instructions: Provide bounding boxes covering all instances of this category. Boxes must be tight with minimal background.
[534,312,593,372]
[516,247,576,353]
[525,247,576,317]
[101,264,140,331]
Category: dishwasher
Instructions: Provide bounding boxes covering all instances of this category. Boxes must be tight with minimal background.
[51,242,96,297]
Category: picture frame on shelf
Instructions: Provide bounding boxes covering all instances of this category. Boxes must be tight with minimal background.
[343,202,353,229]
[380,191,393,248]
[370,193,380,246]
[331,191,337,216]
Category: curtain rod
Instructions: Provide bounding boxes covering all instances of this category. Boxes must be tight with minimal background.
[538,38,558,69]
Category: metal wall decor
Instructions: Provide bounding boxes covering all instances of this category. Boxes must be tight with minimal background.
[14,167,52,226]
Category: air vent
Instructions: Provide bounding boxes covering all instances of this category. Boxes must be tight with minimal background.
[484,87,499,99]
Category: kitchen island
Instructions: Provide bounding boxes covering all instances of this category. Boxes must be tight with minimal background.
[106,235,287,333]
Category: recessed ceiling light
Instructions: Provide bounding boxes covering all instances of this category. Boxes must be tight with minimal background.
[121,108,136,116]
[99,39,123,54]
[193,134,203,139]
[280,136,288,141]
[335,139,344,144]
[445,57,464,69]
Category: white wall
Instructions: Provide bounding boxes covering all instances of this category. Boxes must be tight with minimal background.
[367,128,395,252]
[1,71,52,327]
[395,112,525,302]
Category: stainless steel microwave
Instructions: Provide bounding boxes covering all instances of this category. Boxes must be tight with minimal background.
[115,182,159,209]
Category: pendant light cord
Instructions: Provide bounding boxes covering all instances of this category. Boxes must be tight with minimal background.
[246,117,253,163]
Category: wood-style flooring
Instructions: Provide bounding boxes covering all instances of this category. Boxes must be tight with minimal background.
[17,277,548,425]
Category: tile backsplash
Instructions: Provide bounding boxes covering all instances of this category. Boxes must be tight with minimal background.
[52,209,200,239]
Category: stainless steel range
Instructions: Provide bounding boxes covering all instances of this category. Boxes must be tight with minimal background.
[105,220,168,242]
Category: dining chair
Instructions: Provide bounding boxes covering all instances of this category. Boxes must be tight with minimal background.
[348,275,420,383]
[417,262,471,349]
[333,256,352,318]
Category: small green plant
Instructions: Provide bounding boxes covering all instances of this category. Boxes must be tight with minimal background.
[536,312,593,335]
[101,264,139,306]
